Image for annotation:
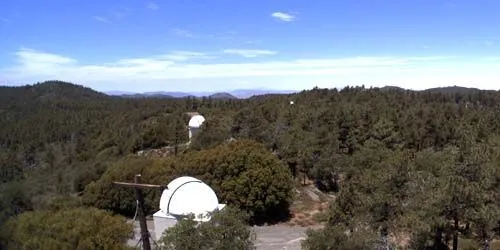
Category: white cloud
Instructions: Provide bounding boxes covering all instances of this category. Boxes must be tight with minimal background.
[100,50,214,74]
[92,16,110,23]
[222,49,277,58]
[1,48,500,92]
[15,48,76,64]
[243,40,262,45]
[271,12,295,22]
[146,2,159,10]
[12,48,77,74]
[159,50,215,61]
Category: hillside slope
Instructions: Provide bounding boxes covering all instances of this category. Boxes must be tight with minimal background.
[0,81,190,210]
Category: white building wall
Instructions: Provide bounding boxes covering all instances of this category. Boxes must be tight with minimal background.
[153,211,179,241]
[188,126,200,140]
[152,204,227,242]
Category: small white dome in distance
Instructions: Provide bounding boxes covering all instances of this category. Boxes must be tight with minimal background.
[159,176,219,217]
[188,115,205,128]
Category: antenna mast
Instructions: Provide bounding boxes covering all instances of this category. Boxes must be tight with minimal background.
[113,174,166,250]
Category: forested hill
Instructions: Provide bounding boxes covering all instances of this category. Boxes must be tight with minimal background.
[0,81,108,106]
[379,85,485,94]
[0,81,188,205]
[1,81,499,186]
[2,81,500,249]
[425,85,483,95]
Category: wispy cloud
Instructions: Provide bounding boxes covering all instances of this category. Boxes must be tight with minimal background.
[171,28,196,38]
[146,2,159,10]
[172,29,259,46]
[15,48,77,65]
[483,57,500,62]
[444,2,457,8]
[92,16,111,23]
[483,40,494,46]
[93,6,131,23]
[271,12,295,22]
[173,29,238,41]
[9,48,77,74]
[0,16,12,23]
[160,50,215,61]
[222,49,277,58]
[3,48,499,93]
[3,48,491,91]
[112,6,132,19]
[243,40,262,45]
[210,31,238,41]
[466,40,496,47]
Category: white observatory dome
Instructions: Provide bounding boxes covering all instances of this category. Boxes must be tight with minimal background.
[159,176,219,218]
[188,115,205,128]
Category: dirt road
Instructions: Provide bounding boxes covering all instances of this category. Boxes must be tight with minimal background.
[253,225,307,250]
[127,220,309,250]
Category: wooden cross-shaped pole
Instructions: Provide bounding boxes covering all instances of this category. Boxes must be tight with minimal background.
[113,174,167,250]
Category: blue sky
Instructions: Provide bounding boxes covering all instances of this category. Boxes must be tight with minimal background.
[0,0,499,92]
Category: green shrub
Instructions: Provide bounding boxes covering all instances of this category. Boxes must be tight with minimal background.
[159,206,255,250]
[1,207,133,250]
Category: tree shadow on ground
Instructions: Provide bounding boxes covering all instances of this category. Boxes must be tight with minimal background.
[249,202,292,226]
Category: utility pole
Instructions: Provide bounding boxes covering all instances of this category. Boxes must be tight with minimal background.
[113,175,167,250]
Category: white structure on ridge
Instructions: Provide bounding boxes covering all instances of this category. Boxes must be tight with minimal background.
[152,176,226,241]
[188,115,205,140]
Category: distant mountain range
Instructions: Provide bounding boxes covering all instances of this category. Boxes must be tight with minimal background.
[2,81,495,103]
[104,89,298,99]
[105,85,493,99]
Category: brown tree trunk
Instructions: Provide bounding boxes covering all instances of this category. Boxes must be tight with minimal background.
[433,226,448,250]
[478,226,491,250]
[380,227,390,250]
[288,162,297,178]
[481,238,491,250]
[453,217,459,250]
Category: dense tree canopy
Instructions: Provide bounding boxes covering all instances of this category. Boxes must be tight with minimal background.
[81,155,162,216]
[189,115,232,150]
[305,138,500,250]
[148,140,294,223]
[83,140,294,223]
[3,81,500,249]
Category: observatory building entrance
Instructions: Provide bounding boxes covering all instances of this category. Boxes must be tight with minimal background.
[153,176,226,240]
